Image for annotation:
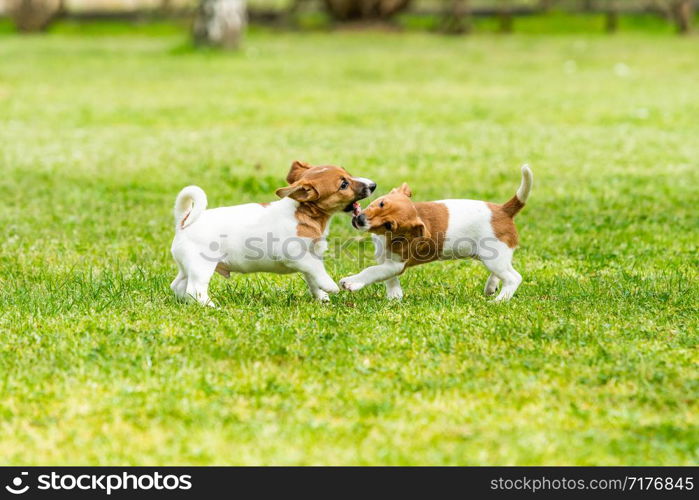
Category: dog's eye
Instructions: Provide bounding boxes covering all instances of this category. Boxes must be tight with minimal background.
[384,222,392,231]
[379,201,385,208]
[340,180,349,190]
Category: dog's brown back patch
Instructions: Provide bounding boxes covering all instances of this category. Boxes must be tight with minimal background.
[487,202,519,248]
[390,202,449,268]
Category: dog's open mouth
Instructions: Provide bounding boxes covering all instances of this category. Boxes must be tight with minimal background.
[351,210,368,230]
[343,201,362,216]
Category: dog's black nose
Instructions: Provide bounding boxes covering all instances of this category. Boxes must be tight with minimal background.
[356,213,367,226]
[368,182,377,193]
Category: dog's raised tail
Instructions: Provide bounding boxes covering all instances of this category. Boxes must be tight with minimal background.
[174,185,207,229]
[502,164,533,218]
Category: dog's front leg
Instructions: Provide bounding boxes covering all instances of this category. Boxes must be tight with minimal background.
[293,256,340,301]
[340,260,405,293]
[371,235,403,299]
[302,272,333,302]
[384,277,403,300]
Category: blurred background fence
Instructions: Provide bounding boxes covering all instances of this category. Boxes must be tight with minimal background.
[0,0,696,44]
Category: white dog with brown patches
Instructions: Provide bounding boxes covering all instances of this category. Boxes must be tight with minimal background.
[170,161,376,306]
[340,165,533,301]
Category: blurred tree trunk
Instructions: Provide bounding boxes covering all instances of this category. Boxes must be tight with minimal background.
[498,2,513,33]
[440,0,471,34]
[286,0,309,22]
[160,0,173,15]
[671,0,693,34]
[193,0,247,49]
[323,0,412,21]
[538,0,555,11]
[8,0,62,32]
[605,2,618,33]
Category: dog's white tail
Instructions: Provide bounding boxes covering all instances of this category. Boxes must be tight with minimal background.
[502,165,533,217]
[174,185,207,229]
[516,164,534,204]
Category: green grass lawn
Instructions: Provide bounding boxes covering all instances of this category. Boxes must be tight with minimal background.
[0,24,697,465]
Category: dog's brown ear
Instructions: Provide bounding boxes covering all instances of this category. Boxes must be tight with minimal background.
[275,181,319,202]
[390,183,412,198]
[409,218,429,239]
[286,160,311,184]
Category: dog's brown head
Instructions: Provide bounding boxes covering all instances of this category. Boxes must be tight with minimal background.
[352,183,429,239]
[275,161,376,214]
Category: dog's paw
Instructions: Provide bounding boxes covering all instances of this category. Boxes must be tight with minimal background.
[340,277,365,292]
[319,281,340,294]
[386,288,403,300]
[313,289,331,302]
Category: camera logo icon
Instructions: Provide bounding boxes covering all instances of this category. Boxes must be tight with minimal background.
[5,472,29,495]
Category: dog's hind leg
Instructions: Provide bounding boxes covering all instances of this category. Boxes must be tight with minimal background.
[483,273,500,296]
[183,258,218,307]
[170,256,189,300]
[493,266,521,302]
[171,270,188,300]
[481,244,521,302]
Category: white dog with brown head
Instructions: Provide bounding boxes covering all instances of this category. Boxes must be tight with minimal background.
[170,161,376,306]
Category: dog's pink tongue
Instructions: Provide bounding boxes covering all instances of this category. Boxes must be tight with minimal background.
[352,202,361,217]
